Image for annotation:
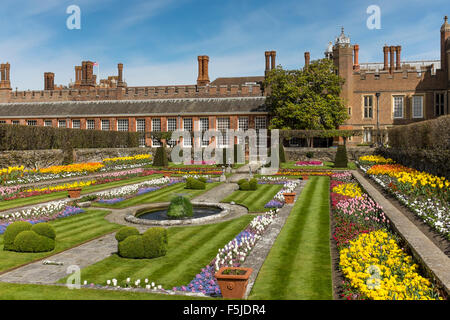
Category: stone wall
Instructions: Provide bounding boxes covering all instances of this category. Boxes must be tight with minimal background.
[0,147,152,169]
[284,147,375,162]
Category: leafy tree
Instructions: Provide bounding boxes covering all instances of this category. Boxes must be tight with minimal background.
[264,58,348,132]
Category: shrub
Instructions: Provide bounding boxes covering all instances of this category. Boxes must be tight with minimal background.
[3,221,32,251]
[197,176,207,183]
[334,145,348,168]
[152,146,168,167]
[279,143,286,163]
[115,227,140,242]
[186,177,206,190]
[142,227,168,258]
[167,196,193,219]
[249,178,258,190]
[239,181,251,190]
[0,124,139,150]
[117,228,168,259]
[237,179,247,186]
[31,223,56,240]
[13,230,55,253]
[306,151,314,158]
[118,235,146,259]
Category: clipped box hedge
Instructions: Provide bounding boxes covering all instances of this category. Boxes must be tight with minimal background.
[0,124,139,150]
[116,226,168,259]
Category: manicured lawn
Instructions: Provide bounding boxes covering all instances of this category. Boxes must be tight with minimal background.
[0,283,207,300]
[249,176,333,300]
[91,182,221,209]
[281,161,356,170]
[58,215,254,289]
[221,184,283,212]
[0,209,120,273]
[0,174,163,212]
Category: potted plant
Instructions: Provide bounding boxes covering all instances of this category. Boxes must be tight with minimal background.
[302,175,309,181]
[67,188,82,198]
[283,192,296,204]
[215,267,253,299]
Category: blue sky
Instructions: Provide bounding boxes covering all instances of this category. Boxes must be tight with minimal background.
[0,0,448,90]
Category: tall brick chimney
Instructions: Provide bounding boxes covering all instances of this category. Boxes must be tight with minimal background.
[353,45,360,71]
[81,61,95,88]
[117,63,124,87]
[383,46,389,71]
[389,46,395,74]
[197,56,210,86]
[75,66,82,86]
[270,51,276,69]
[44,72,55,90]
[304,52,310,68]
[396,46,402,70]
[0,63,11,89]
[264,51,271,75]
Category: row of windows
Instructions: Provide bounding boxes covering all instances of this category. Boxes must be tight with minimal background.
[360,93,447,120]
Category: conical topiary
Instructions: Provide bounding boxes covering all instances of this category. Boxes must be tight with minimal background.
[334,145,348,168]
[152,146,168,167]
[279,141,286,163]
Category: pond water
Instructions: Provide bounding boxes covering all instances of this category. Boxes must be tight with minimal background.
[136,205,222,221]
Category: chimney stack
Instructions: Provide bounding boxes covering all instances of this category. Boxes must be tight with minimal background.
[75,66,82,86]
[197,56,210,86]
[44,72,55,90]
[270,51,276,70]
[304,52,310,68]
[0,63,11,89]
[353,45,360,71]
[383,46,389,71]
[396,46,402,70]
[389,46,395,74]
[117,63,124,87]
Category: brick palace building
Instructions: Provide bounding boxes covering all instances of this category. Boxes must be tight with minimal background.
[0,17,448,147]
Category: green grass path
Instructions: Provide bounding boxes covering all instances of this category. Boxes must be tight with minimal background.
[249,176,333,300]
[0,282,206,300]
[0,209,120,272]
[221,184,283,212]
[58,215,254,289]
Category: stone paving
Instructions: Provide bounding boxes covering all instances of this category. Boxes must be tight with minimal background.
[353,170,450,296]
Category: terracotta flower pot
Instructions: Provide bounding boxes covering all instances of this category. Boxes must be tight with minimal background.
[164,173,172,178]
[68,188,82,198]
[302,175,309,180]
[283,192,296,204]
[215,267,253,299]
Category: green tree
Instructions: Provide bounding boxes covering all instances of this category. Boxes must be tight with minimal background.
[264,59,348,131]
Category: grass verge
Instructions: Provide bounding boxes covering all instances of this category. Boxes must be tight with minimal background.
[221,184,283,212]
[249,176,333,300]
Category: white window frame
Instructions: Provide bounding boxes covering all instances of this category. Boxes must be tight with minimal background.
[101,120,110,131]
[199,118,209,147]
[363,95,373,119]
[72,119,81,129]
[151,118,161,147]
[117,119,129,132]
[136,119,146,147]
[182,118,193,147]
[216,117,230,148]
[167,118,177,147]
[255,116,267,147]
[412,95,424,119]
[392,96,404,119]
[238,117,249,145]
[12,120,20,125]
[87,120,95,130]
[27,120,37,126]
[44,120,52,127]
[58,120,67,128]
[363,127,373,143]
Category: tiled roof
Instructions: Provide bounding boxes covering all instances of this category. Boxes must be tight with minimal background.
[210,76,265,87]
[0,97,268,118]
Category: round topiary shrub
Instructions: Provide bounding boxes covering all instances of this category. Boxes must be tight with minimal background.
[118,235,146,259]
[239,181,251,191]
[186,177,206,190]
[142,227,168,258]
[197,176,207,183]
[167,196,193,219]
[13,230,55,253]
[237,179,247,186]
[115,226,140,242]
[31,223,56,240]
[3,221,32,251]
[249,178,258,190]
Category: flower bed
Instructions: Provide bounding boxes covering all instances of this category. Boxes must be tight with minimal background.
[264,180,300,208]
[275,169,333,177]
[295,161,323,166]
[0,201,84,235]
[158,168,223,176]
[0,154,153,186]
[331,172,442,300]
[357,156,449,239]
[174,209,280,296]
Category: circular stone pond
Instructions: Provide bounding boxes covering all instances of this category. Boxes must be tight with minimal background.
[125,202,230,226]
